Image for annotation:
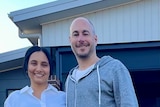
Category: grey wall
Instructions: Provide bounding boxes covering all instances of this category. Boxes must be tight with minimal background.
[55,41,160,107]
[0,68,29,107]
[0,41,160,107]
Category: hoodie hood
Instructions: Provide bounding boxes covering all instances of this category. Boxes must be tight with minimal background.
[66,55,115,107]
[68,55,114,76]
[65,55,138,107]
[94,55,114,68]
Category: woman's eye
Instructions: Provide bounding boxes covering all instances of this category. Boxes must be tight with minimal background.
[42,63,48,67]
[31,62,37,66]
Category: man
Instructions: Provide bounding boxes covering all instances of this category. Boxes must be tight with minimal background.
[65,17,139,107]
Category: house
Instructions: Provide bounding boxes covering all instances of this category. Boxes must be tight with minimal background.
[0,0,160,107]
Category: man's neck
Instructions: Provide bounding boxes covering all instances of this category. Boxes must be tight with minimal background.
[77,55,99,70]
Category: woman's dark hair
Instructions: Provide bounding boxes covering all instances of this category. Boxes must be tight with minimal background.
[23,46,53,75]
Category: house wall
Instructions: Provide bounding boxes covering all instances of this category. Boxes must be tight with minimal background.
[41,0,160,47]
[55,41,160,107]
[1,41,160,107]
[1,0,160,107]
[0,68,29,107]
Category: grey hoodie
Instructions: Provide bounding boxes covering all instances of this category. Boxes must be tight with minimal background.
[65,56,139,107]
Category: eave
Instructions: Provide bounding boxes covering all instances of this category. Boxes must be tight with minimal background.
[8,0,138,36]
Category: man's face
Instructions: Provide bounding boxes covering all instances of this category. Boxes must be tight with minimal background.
[69,19,97,59]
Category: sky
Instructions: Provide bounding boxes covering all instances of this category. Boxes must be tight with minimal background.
[0,0,56,54]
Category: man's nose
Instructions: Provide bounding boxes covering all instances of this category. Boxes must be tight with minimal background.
[78,34,85,41]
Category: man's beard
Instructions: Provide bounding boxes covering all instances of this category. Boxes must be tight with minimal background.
[72,42,94,59]
[77,52,89,59]
[76,47,94,59]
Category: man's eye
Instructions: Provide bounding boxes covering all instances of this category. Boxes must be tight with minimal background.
[83,33,89,36]
[73,33,79,36]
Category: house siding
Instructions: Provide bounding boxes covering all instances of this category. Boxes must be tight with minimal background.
[1,0,160,107]
[41,0,160,47]
[55,41,160,107]
[0,68,29,107]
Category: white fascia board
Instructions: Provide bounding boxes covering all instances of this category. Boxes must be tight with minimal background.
[0,47,30,63]
[9,0,101,22]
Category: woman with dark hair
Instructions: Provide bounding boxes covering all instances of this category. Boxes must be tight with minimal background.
[4,46,65,107]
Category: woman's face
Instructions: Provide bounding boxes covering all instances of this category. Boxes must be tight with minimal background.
[28,51,50,85]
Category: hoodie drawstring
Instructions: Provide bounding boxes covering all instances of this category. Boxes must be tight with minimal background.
[66,65,101,107]
[65,77,69,107]
[96,65,101,107]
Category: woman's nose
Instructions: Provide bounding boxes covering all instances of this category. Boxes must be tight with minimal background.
[36,64,42,71]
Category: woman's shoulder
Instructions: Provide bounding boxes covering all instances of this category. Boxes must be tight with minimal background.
[7,90,21,98]
[4,89,21,106]
[57,90,66,95]
[6,86,29,99]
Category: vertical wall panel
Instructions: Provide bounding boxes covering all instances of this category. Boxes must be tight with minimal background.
[137,1,145,41]
[102,9,112,43]
[151,0,160,40]
[116,6,124,42]
[144,0,152,40]
[41,0,160,47]
[42,20,70,46]
[110,7,118,42]
[130,2,138,41]
[123,4,131,42]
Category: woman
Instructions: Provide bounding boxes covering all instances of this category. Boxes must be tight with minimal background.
[4,46,65,107]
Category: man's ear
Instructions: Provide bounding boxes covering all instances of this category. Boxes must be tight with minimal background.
[94,35,98,44]
[69,35,71,43]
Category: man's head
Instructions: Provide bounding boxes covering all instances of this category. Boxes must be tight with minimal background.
[69,17,98,59]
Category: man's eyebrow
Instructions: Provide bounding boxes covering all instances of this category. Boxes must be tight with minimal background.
[72,30,90,34]
[72,31,79,35]
[72,31,78,34]
[82,30,89,33]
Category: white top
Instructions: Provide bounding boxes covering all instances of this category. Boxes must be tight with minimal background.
[4,84,66,107]
[72,64,95,81]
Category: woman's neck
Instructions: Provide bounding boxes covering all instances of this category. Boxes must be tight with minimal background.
[31,83,48,99]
